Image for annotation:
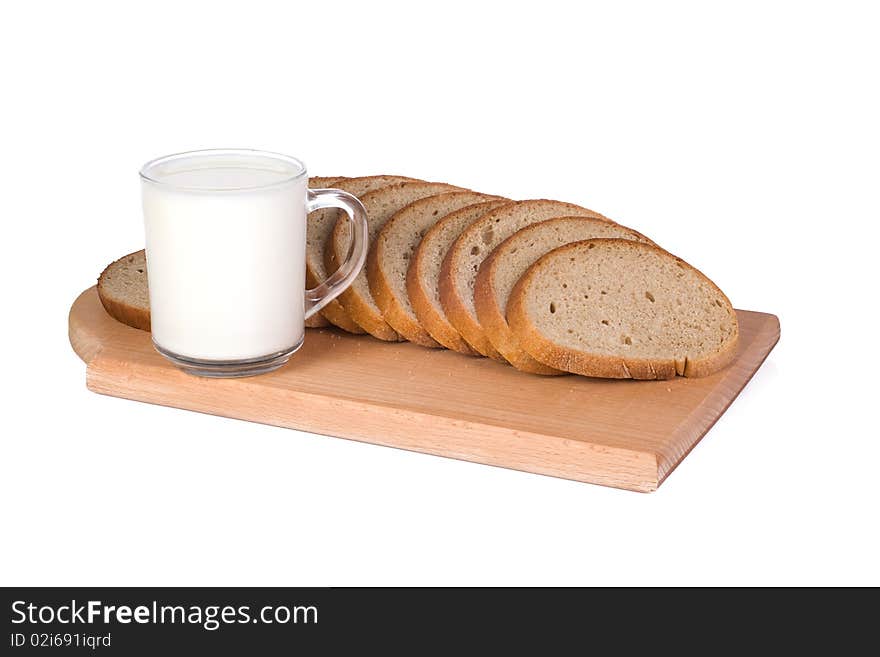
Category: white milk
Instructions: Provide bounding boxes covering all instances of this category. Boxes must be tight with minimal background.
[141,152,307,361]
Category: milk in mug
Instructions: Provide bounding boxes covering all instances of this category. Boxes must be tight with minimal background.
[141,152,307,361]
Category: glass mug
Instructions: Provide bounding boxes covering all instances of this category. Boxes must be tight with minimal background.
[140,149,367,377]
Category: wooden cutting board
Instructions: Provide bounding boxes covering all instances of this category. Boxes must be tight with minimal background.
[69,287,779,492]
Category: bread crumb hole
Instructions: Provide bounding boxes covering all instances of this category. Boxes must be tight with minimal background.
[715,299,723,307]
[601,319,609,325]
[549,302,556,314]
[562,283,567,289]
[601,290,607,295]
[470,246,480,256]
[587,243,595,249]
[645,291,655,302]
[623,336,632,345]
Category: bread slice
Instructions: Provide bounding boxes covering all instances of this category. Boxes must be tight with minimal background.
[327,181,464,341]
[475,217,657,375]
[304,176,344,328]
[305,313,330,328]
[368,191,504,347]
[97,249,151,330]
[440,200,606,361]
[507,239,739,379]
[407,200,511,355]
[307,175,419,333]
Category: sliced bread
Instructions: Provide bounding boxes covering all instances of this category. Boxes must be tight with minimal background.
[307,175,419,333]
[507,239,739,379]
[475,217,656,375]
[407,199,511,355]
[368,191,504,347]
[97,249,151,330]
[327,181,464,341]
[440,200,606,361]
[304,176,344,328]
[305,311,331,329]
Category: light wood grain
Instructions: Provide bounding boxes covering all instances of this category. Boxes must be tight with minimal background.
[69,286,779,492]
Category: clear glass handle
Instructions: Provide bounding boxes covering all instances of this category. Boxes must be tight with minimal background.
[304,188,368,319]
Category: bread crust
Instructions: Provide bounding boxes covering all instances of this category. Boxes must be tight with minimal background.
[368,243,441,347]
[303,177,343,330]
[325,241,401,341]
[305,314,331,328]
[308,176,363,332]
[305,265,365,333]
[475,217,657,375]
[474,249,563,375]
[407,271,476,355]
[369,192,502,348]
[97,249,151,331]
[440,200,605,362]
[507,240,739,379]
[329,181,463,341]
[407,200,509,355]
[307,176,418,334]
[439,254,508,361]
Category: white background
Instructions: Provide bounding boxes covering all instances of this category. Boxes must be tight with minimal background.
[1,1,877,586]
